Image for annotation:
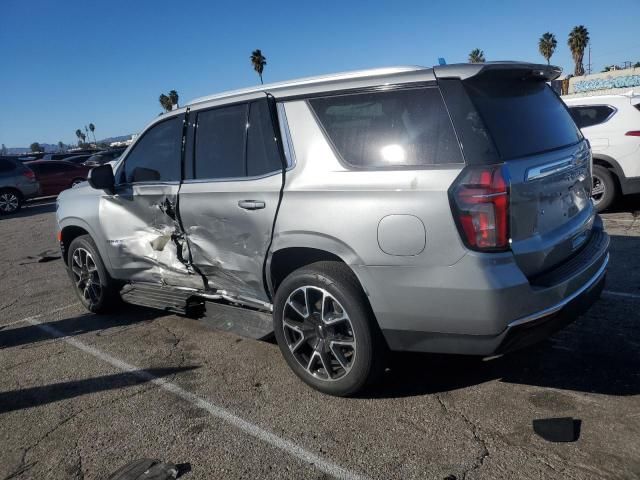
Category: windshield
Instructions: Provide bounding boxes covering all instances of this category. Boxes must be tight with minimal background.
[465,73,582,160]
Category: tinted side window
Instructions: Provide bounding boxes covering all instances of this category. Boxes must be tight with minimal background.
[569,105,615,128]
[309,88,463,168]
[195,104,247,179]
[247,101,282,176]
[0,159,16,173]
[123,117,182,183]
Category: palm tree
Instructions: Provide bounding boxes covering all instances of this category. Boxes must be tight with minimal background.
[568,25,590,76]
[57,141,65,152]
[75,129,83,143]
[168,90,179,108]
[251,49,267,84]
[89,123,96,144]
[538,32,557,65]
[468,49,485,63]
[159,94,172,112]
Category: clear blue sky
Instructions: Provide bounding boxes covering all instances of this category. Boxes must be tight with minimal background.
[1,0,638,148]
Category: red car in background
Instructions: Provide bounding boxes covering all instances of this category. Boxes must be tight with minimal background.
[25,160,90,197]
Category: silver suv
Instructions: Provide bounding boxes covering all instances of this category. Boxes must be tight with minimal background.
[56,62,609,396]
[0,157,39,214]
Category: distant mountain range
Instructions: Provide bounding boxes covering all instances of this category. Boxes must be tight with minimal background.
[5,135,133,154]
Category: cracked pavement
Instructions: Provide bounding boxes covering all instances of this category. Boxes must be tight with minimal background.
[1,198,639,480]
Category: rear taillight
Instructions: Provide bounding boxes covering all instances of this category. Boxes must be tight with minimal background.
[450,165,510,251]
[22,169,36,181]
[625,131,640,137]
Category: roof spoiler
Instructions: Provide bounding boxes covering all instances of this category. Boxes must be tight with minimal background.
[433,61,562,82]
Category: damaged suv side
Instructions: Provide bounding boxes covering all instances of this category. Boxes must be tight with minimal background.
[57,63,609,396]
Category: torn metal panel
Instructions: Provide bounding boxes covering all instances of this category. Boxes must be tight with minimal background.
[100,184,203,290]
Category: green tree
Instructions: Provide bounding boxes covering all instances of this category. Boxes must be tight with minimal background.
[568,25,590,76]
[1,144,7,155]
[89,123,96,144]
[634,62,640,68]
[159,93,172,112]
[538,32,557,65]
[30,142,42,152]
[57,141,65,152]
[468,49,485,63]
[251,49,267,84]
[168,90,179,108]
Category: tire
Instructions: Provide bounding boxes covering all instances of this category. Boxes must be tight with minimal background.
[591,165,617,212]
[0,189,23,215]
[273,261,385,396]
[67,235,121,313]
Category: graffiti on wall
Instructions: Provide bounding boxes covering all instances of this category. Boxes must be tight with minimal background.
[573,74,640,93]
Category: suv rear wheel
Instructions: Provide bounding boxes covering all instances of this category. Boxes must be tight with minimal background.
[273,261,385,396]
[0,189,22,215]
[592,164,616,212]
[67,235,121,313]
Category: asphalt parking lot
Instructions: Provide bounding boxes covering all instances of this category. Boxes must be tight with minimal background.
[1,198,639,480]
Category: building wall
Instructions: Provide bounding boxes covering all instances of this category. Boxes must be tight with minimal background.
[564,67,640,98]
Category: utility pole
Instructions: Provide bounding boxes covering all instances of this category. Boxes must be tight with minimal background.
[587,45,592,75]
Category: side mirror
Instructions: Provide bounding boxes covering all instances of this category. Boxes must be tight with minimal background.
[88,164,115,193]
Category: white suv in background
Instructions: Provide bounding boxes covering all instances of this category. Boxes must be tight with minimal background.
[564,93,640,211]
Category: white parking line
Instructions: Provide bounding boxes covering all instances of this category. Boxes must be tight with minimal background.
[18,307,369,480]
[603,290,640,300]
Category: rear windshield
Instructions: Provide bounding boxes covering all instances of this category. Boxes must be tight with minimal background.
[464,74,582,160]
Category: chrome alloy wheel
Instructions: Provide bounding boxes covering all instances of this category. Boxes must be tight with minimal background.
[0,192,19,213]
[70,247,102,305]
[592,174,605,206]
[282,286,356,381]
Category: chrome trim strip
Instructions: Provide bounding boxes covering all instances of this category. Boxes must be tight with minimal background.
[525,157,574,181]
[507,253,609,329]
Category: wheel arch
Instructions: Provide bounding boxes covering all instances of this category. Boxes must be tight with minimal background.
[59,218,112,271]
[267,232,366,294]
[592,154,624,191]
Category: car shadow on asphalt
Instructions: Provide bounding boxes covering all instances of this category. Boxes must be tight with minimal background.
[0,306,161,350]
[369,233,640,399]
[604,193,640,214]
[0,366,198,414]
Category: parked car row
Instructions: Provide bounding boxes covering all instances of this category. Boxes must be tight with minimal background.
[0,147,127,214]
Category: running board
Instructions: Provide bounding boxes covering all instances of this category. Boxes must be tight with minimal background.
[120,283,273,340]
[120,283,205,317]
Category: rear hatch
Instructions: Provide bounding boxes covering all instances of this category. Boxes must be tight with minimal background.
[440,65,595,277]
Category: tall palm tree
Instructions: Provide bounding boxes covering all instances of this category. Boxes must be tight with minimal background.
[538,32,557,65]
[89,123,96,144]
[568,25,590,76]
[168,90,179,108]
[468,49,485,63]
[75,129,83,144]
[58,141,65,152]
[251,49,267,84]
[159,94,172,112]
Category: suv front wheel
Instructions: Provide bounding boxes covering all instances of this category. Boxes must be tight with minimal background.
[67,235,121,313]
[273,261,385,396]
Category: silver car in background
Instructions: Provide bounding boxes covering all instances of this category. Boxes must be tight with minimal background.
[0,157,39,214]
[56,62,609,395]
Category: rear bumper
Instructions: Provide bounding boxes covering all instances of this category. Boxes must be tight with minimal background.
[356,221,609,355]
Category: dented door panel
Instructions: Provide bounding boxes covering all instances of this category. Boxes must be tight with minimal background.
[178,174,283,302]
[100,183,204,289]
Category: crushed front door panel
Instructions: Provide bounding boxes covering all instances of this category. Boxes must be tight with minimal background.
[100,183,204,289]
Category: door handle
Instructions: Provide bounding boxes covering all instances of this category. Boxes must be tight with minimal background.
[238,200,266,210]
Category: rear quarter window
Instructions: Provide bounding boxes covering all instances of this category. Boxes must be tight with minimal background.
[568,105,616,128]
[309,87,463,168]
[0,159,16,173]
